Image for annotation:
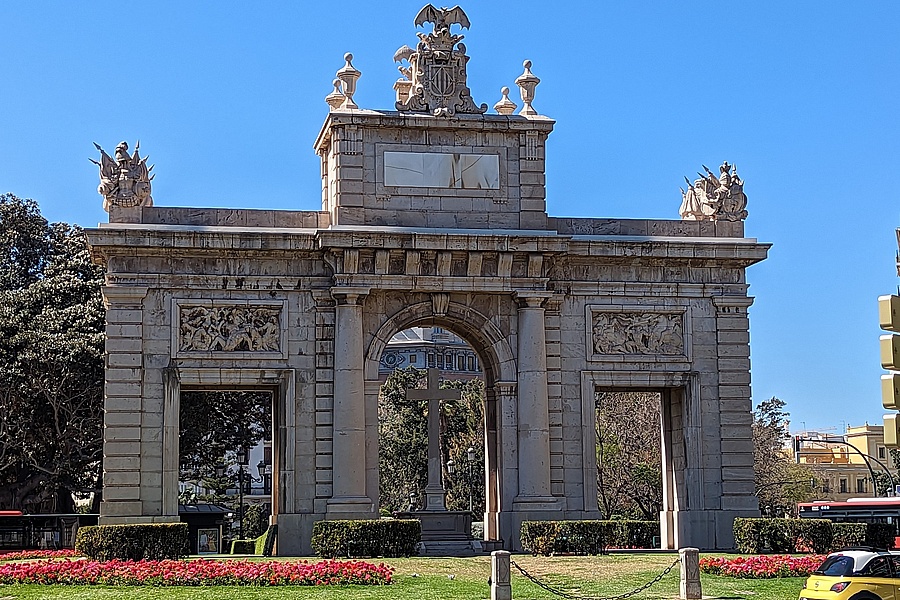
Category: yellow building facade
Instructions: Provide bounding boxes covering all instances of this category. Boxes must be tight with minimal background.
[796,425,892,501]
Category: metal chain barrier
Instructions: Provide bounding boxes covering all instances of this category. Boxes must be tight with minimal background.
[510,556,681,600]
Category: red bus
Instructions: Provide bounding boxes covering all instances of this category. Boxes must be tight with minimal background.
[798,498,900,546]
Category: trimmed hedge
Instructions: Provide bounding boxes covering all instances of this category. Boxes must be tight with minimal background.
[734,518,894,553]
[75,523,189,561]
[310,519,420,558]
[832,522,895,550]
[520,520,658,556]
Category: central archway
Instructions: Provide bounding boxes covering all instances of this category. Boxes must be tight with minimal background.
[364,299,516,542]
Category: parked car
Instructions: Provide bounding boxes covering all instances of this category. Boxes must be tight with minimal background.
[800,548,900,600]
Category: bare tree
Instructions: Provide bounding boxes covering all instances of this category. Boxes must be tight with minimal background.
[595,391,662,520]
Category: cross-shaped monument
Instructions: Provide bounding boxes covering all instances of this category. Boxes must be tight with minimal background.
[406,368,461,511]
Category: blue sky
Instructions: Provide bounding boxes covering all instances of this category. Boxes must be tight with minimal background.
[1,2,898,432]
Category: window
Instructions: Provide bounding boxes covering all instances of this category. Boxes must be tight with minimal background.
[409,354,417,364]
[840,478,848,493]
[467,355,474,371]
[436,355,444,369]
[857,478,867,494]
[814,555,854,577]
[888,556,900,576]
[427,353,435,368]
[879,446,887,460]
[861,556,892,577]
[457,355,465,371]
[822,480,831,493]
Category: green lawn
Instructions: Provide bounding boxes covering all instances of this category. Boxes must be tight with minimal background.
[0,554,806,599]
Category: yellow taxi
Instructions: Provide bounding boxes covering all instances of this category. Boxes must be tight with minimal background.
[800,549,900,600]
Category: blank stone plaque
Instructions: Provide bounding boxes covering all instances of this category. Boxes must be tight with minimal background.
[384,151,499,189]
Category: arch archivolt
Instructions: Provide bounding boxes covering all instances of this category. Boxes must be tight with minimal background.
[364,299,516,386]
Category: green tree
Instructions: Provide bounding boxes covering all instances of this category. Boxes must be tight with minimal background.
[178,390,272,498]
[242,503,270,539]
[377,367,485,515]
[0,193,105,513]
[753,396,816,516]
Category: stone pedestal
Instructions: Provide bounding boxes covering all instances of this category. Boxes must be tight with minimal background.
[396,510,475,556]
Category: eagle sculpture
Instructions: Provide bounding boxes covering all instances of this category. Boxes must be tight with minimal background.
[414,4,471,30]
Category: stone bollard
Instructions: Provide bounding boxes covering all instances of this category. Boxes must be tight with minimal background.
[491,550,511,600]
[679,547,702,600]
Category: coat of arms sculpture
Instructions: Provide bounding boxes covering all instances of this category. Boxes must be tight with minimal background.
[679,161,748,222]
[91,141,154,212]
[394,5,487,117]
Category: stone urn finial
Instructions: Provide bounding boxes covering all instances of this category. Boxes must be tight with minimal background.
[493,86,517,115]
[336,53,361,110]
[325,78,345,110]
[515,60,541,117]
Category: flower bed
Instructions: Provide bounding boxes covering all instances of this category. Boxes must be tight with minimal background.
[0,550,81,561]
[0,558,393,586]
[700,554,825,578]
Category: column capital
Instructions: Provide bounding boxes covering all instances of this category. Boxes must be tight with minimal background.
[711,295,754,309]
[102,286,148,308]
[331,286,370,305]
[513,290,554,309]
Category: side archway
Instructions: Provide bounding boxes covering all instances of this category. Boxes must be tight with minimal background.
[364,300,517,541]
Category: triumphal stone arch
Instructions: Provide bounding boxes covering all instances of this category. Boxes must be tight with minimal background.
[86,5,768,553]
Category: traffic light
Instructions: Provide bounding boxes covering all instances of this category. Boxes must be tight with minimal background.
[883,374,900,410]
[880,295,900,332]
[886,414,900,447]
[880,295,900,446]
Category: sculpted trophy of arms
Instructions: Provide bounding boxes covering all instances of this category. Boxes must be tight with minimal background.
[90,140,154,212]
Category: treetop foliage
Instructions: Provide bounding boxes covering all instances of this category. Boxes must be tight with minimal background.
[0,193,106,513]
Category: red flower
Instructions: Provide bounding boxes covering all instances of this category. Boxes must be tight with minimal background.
[699,554,825,579]
[0,558,394,586]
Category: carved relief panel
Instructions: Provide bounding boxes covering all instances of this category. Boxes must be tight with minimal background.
[586,305,691,364]
[172,299,288,359]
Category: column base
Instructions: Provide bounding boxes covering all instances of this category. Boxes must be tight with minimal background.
[512,496,564,511]
[326,496,376,518]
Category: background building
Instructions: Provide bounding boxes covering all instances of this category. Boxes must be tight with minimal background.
[379,327,483,382]
[795,424,890,500]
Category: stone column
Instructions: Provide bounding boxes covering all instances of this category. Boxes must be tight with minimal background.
[327,287,373,515]
[161,368,180,518]
[513,291,559,509]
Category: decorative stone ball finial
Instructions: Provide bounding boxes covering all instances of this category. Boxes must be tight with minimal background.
[515,60,541,117]
[493,86,517,116]
[325,78,346,110]
[336,53,361,110]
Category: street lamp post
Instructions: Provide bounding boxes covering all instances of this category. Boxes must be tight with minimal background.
[466,446,475,513]
[236,447,249,540]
